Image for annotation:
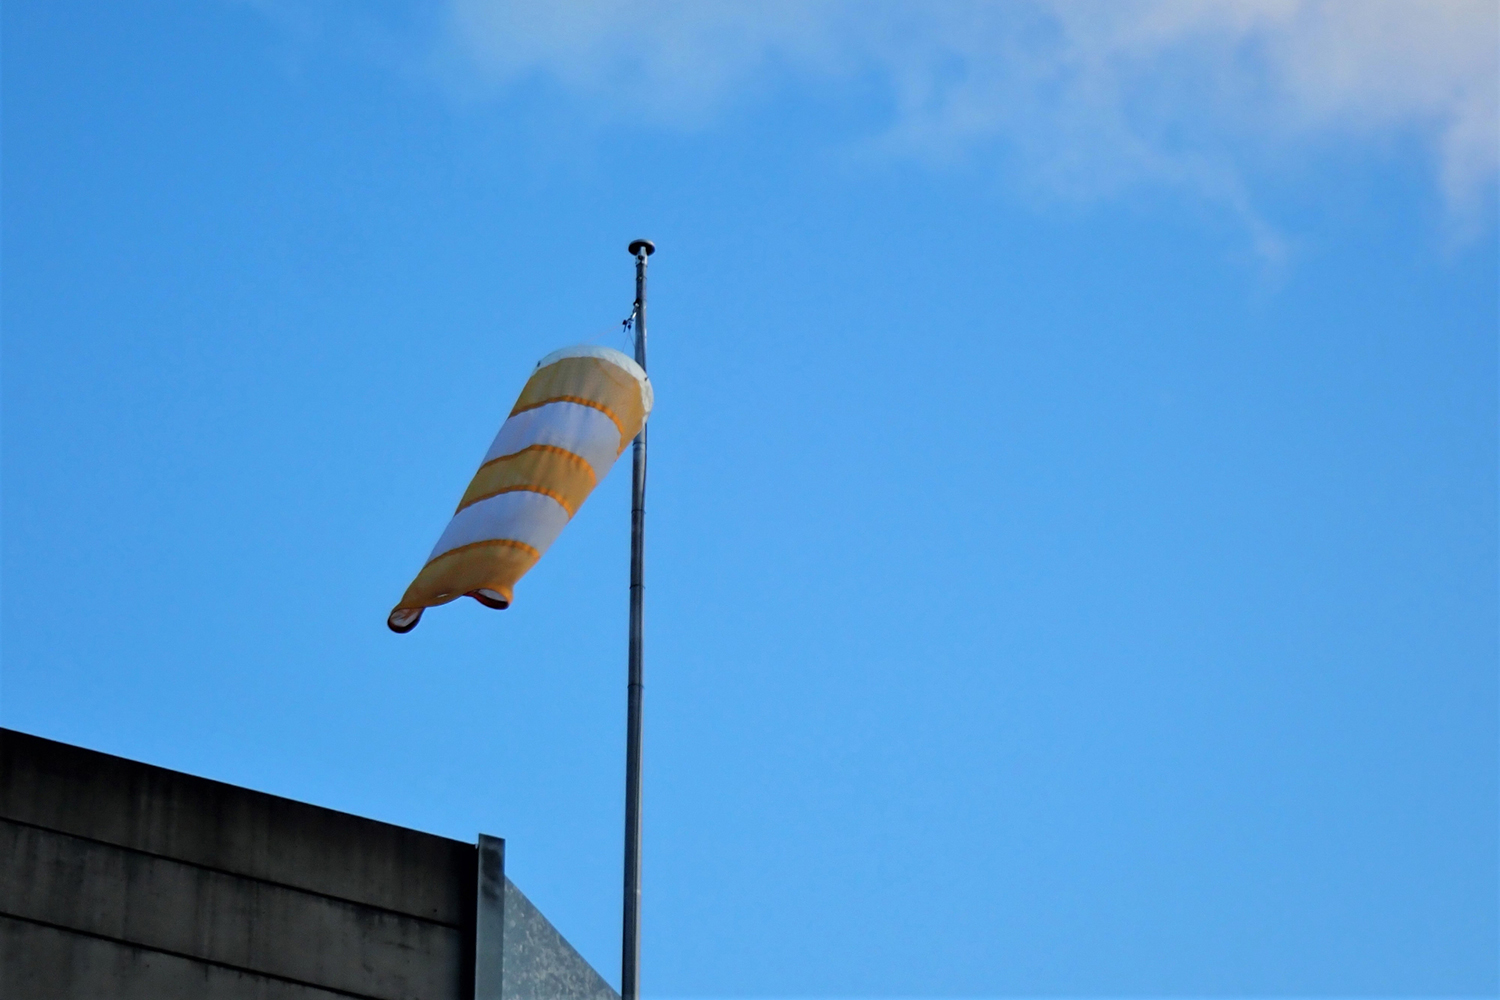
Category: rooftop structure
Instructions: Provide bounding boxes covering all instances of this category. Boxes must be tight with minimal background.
[0,728,616,999]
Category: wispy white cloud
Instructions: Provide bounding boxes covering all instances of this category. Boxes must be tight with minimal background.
[441,1,1496,247]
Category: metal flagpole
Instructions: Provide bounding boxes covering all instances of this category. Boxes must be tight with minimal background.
[622,237,653,1000]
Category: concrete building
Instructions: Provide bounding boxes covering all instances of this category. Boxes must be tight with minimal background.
[0,728,617,999]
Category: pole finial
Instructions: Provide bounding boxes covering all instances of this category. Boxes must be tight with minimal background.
[628,239,655,257]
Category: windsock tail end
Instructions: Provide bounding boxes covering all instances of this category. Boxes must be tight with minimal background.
[470,589,510,610]
[388,607,423,633]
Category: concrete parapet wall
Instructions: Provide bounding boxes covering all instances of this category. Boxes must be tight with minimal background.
[0,729,616,1000]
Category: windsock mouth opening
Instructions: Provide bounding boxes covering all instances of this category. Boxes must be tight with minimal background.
[535,344,653,416]
[388,607,423,633]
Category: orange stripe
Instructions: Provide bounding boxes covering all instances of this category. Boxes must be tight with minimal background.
[456,443,598,516]
[510,394,626,440]
[425,537,541,567]
[394,538,543,611]
[473,443,597,479]
[509,357,646,443]
[458,484,577,515]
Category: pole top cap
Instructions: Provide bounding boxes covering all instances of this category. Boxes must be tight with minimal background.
[628,239,656,257]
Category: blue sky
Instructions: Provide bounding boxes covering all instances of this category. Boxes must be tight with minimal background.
[3,2,1496,996]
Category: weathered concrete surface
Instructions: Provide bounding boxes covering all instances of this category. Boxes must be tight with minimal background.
[503,877,618,1000]
[2,821,463,1000]
[0,728,473,924]
[1,917,353,1000]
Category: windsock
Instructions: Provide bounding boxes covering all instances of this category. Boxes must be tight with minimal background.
[388,345,652,632]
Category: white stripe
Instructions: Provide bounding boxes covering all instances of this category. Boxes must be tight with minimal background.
[427,491,571,563]
[534,344,653,416]
[481,401,622,476]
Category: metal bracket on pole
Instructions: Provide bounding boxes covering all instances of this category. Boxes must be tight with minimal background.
[621,238,652,1000]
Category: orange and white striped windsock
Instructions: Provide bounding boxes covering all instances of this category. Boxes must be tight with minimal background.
[388,345,652,633]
